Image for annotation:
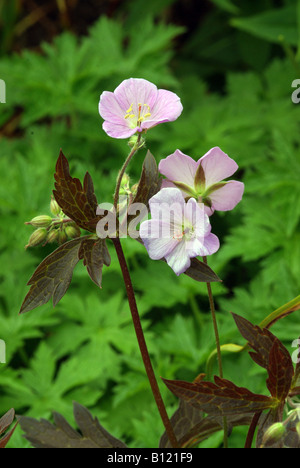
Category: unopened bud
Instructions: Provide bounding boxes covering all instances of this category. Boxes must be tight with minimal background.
[65,225,81,239]
[46,229,59,244]
[128,135,139,148]
[261,423,286,447]
[131,183,138,197]
[58,229,68,244]
[50,197,61,216]
[25,228,48,249]
[26,215,52,228]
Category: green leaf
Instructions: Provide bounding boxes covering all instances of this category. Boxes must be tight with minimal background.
[231,6,298,46]
[19,237,84,314]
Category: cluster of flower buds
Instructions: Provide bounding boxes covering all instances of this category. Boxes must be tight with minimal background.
[25,197,81,249]
[117,173,139,217]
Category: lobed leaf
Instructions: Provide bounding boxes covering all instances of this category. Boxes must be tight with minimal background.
[20,402,127,449]
[53,150,99,232]
[19,237,84,313]
[232,313,278,369]
[78,238,111,288]
[266,339,294,402]
[163,375,276,417]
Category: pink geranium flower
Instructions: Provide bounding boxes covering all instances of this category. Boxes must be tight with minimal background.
[99,78,183,139]
[158,147,244,215]
[139,188,219,275]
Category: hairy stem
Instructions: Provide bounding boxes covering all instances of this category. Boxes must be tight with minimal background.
[112,237,179,448]
[202,255,228,448]
[113,133,142,210]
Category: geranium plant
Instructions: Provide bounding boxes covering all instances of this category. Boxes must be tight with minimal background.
[16,78,300,449]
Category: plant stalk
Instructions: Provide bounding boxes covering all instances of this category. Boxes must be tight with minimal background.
[113,133,142,210]
[202,255,228,448]
[113,237,179,448]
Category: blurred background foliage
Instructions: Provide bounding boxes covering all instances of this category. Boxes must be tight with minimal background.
[0,0,300,448]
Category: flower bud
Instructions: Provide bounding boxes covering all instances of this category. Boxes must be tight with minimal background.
[46,229,59,244]
[50,197,61,216]
[25,228,48,249]
[128,135,139,148]
[131,183,138,197]
[25,215,52,228]
[65,225,81,239]
[261,423,286,447]
[119,173,130,195]
[58,229,68,244]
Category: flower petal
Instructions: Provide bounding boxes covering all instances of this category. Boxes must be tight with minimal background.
[164,240,192,276]
[114,78,158,117]
[159,150,198,188]
[148,187,185,228]
[99,91,125,124]
[141,89,183,130]
[140,219,178,260]
[199,147,239,187]
[209,181,244,211]
[102,120,138,139]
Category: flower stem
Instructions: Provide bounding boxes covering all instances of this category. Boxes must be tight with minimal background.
[202,255,228,448]
[112,237,179,448]
[245,412,261,448]
[113,133,142,210]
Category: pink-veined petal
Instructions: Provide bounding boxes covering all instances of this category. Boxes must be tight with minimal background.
[99,91,125,124]
[114,78,158,117]
[102,120,138,139]
[159,150,198,188]
[209,181,245,211]
[199,147,239,187]
[141,89,183,130]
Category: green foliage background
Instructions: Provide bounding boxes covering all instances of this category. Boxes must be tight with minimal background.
[0,0,300,448]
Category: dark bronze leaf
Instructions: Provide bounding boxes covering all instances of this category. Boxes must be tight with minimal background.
[53,150,99,232]
[78,238,111,288]
[19,237,85,313]
[163,376,277,417]
[184,257,221,283]
[0,409,18,448]
[19,402,127,448]
[131,150,162,209]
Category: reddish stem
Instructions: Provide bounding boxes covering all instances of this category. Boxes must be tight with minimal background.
[112,237,179,448]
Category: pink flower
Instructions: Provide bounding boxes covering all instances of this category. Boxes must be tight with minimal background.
[139,188,220,275]
[99,78,183,139]
[158,147,244,215]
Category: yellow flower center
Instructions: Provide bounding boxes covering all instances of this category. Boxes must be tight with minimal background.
[124,103,151,127]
